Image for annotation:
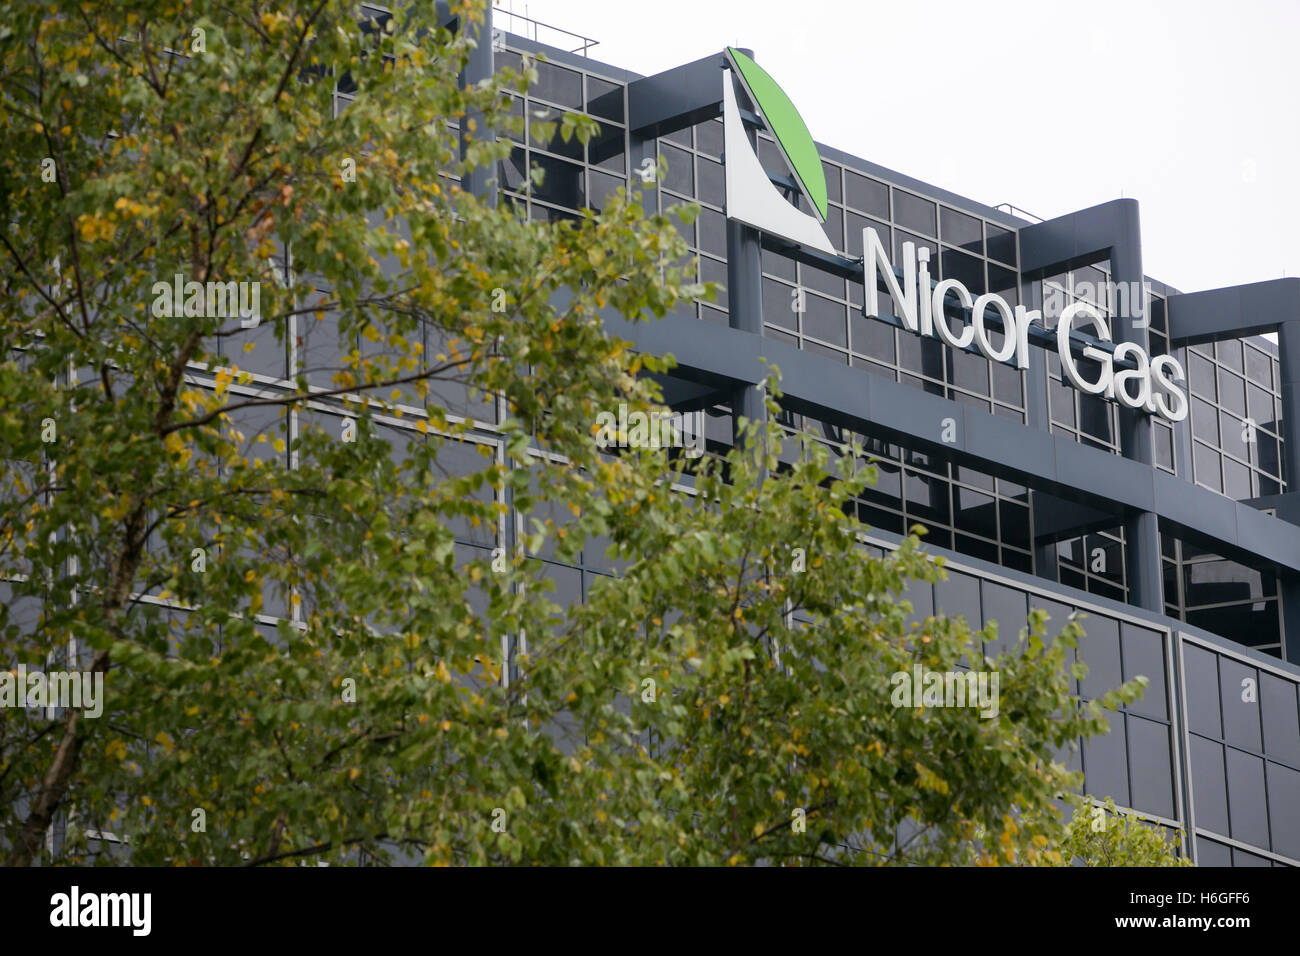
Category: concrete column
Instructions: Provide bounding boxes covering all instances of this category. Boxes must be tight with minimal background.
[728,220,766,447]
[1277,320,1300,660]
[459,5,495,205]
[1112,201,1163,613]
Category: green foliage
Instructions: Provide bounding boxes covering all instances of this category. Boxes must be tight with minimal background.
[1050,799,1192,867]
[0,0,1168,866]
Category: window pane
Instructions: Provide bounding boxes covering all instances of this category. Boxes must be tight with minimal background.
[1190,735,1229,834]
[893,189,936,236]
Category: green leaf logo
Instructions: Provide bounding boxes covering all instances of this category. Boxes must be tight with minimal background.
[726,47,827,222]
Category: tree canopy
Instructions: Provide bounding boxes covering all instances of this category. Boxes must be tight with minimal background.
[0,0,1178,866]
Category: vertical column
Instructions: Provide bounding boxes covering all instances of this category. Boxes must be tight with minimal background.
[459,5,496,205]
[727,219,765,446]
[725,64,765,449]
[1022,273,1058,581]
[1277,320,1300,660]
[1112,201,1163,613]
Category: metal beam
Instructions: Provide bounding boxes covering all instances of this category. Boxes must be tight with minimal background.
[627,51,728,138]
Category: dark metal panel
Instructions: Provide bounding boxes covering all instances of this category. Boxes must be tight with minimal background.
[1168,278,1300,344]
[1154,470,1241,549]
[626,51,727,138]
[1018,198,1139,276]
[1053,433,1156,511]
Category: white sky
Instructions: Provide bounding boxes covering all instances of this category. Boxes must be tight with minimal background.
[501,0,1299,294]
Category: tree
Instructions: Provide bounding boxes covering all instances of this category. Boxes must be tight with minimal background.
[0,0,1182,866]
[1051,799,1193,867]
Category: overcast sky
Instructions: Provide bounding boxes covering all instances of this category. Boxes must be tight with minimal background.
[502,0,1299,295]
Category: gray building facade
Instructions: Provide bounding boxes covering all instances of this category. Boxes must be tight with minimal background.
[473,11,1300,866]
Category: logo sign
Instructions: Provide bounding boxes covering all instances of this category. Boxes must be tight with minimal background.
[863,229,1188,423]
[721,48,1189,424]
[723,47,835,256]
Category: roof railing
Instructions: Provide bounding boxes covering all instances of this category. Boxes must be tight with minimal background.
[993,202,1045,224]
[493,5,599,56]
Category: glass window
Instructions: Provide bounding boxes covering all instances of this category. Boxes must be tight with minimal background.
[1193,442,1222,493]
[1122,624,1167,720]
[1188,351,1217,400]
[1225,749,1270,849]
[590,122,625,173]
[986,224,1016,265]
[1154,422,1174,471]
[1190,395,1216,444]
[700,257,727,310]
[893,229,937,267]
[980,580,1026,657]
[1050,377,1076,428]
[435,438,497,548]
[802,293,847,347]
[531,62,582,108]
[940,207,983,254]
[1216,338,1244,373]
[222,319,285,380]
[1195,837,1232,866]
[530,107,583,160]
[901,575,933,626]
[999,499,1030,552]
[1260,672,1300,765]
[762,278,797,330]
[1078,393,1113,445]
[697,206,726,257]
[1127,716,1175,819]
[822,160,841,203]
[933,568,979,624]
[801,262,845,299]
[893,189,936,236]
[658,142,693,196]
[844,170,889,218]
[991,360,1023,407]
[1188,603,1281,652]
[1248,383,1276,431]
[697,156,724,207]
[822,204,844,251]
[955,534,997,563]
[1082,709,1129,805]
[586,75,624,122]
[948,347,988,395]
[1218,658,1263,752]
[588,169,624,212]
[695,118,723,157]
[1189,734,1229,834]
[1244,344,1272,388]
[1267,763,1300,860]
[851,314,895,363]
[1222,456,1252,500]
[1078,614,1121,701]
[757,136,786,179]
[987,264,1019,308]
[953,486,996,540]
[1218,368,1247,417]
[530,153,585,209]
[1232,848,1273,866]
[539,561,583,614]
[940,247,985,294]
